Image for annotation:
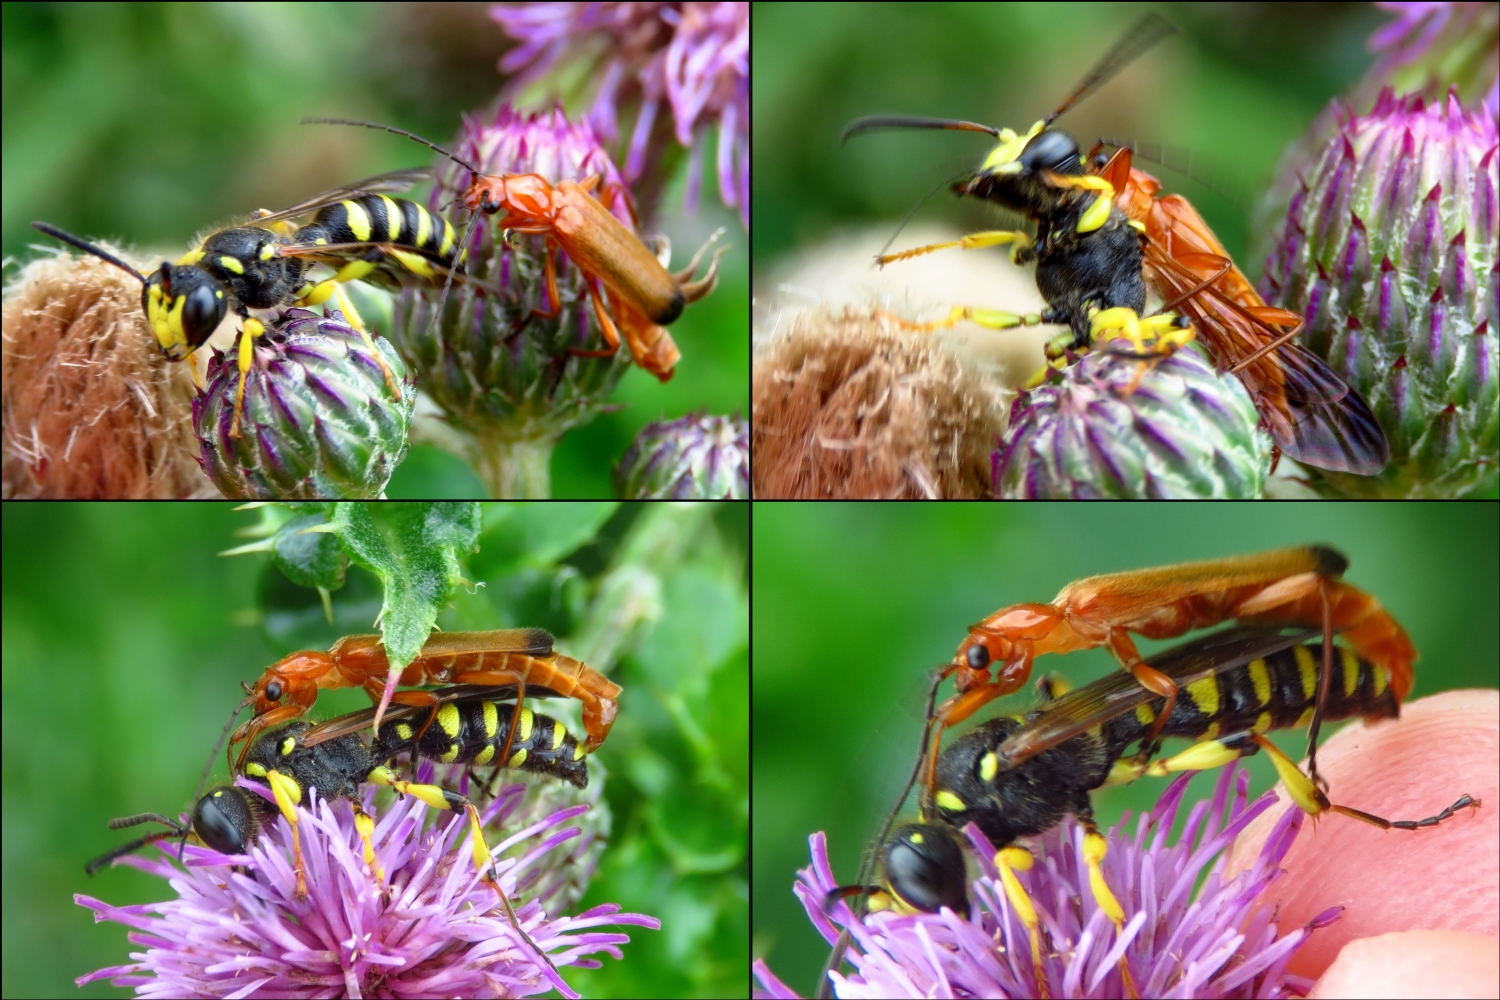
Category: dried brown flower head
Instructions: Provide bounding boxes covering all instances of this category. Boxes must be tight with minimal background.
[752,309,1002,498]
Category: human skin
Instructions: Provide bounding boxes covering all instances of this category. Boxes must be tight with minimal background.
[1226,689,1499,996]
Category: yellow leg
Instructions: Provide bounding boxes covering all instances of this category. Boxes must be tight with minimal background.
[351,804,385,886]
[264,769,307,899]
[876,304,1045,336]
[462,803,568,990]
[992,846,1047,997]
[230,317,266,440]
[878,229,1034,267]
[331,284,400,398]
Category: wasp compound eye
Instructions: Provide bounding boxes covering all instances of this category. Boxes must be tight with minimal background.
[1020,128,1082,174]
[192,787,256,855]
[966,643,991,671]
[181,281,226,346]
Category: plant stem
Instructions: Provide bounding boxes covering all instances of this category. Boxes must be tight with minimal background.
[473,434,554,498]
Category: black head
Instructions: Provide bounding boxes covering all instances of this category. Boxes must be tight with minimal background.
[882,822,970,914]
[142,261,229,359]
[191,786,261,855]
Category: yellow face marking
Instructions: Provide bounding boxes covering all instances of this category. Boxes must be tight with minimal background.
[1248,658,1271,707]
[508,748,529,768]
[979,120,1045,173]
[435,702,461,737]
[1186,675,1220,718]
[979,751,999,783]
[379,195,401,241]
[550,722,565,751]
[1294,645,1318,700]
[217,255,244,275]
[474,745,495,766]
[481,701,499,739]
[245,762,267,778]
[1341,647,1360,697]
[934,790,967,813]
[342,200,372,242]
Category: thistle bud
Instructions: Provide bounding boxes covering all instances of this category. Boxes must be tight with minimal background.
[1259,89,1498,497]
[615,410,748,498]
[394,105,638,497]
[194,309,413,499]
[993,349,1271,499]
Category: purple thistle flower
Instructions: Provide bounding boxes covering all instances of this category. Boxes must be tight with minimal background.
[491,2,750,228]
[76,766,658,998]
[1367,3,1499,107]
[755,764,1334,999]
[993,348,1271,499]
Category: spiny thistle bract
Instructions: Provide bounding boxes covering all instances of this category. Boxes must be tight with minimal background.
[193,308,414,499]
[615,410,749,498]
[993,349,1272,499]
[1259,88,1498,498]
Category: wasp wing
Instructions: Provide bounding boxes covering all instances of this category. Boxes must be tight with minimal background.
[992,625,1322,768]
[245,167,434,227]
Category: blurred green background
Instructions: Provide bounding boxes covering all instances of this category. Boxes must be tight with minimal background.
[751,503,1499,994]
[3,502,748,999]
[2,3,748,499]
[752,1,1389,276]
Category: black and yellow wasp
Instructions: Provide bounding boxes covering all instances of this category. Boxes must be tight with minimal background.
[86,687,589,986]
[33,166,464,437]
[822,625,1477,996]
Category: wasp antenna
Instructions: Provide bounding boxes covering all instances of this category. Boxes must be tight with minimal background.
[875,170,972,261]
[197,695,253,803]
[841,115,1002,145]
[301,117,481,175]
[31,222,146,284]
[1046,13,1178,126]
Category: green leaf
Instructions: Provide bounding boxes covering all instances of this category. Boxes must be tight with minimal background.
[268,512,347,590]
[330,502,481,669]
[476,501,618,573]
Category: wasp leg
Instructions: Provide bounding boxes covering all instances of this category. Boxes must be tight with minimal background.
[230,317,267,439]
[878,229,1034,267]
